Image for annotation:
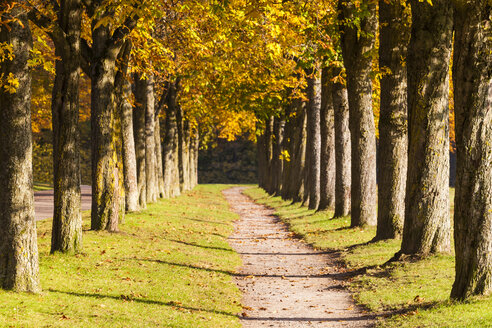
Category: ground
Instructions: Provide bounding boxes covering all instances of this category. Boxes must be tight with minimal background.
[224,187,374,327]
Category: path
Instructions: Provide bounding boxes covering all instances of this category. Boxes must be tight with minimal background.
[223,187,374,328]
[34,185,92,221]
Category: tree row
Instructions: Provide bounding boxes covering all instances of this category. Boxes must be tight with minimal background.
[257,0,491,301]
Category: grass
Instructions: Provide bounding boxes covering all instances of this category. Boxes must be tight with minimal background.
[243,187,492,328]
[0,184,242,328]
[33,181,52,191]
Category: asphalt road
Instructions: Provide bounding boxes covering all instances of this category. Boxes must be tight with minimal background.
[34,185,92,221]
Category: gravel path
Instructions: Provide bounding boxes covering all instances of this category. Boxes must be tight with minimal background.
[223,187,374,328]
[34,185,92,221]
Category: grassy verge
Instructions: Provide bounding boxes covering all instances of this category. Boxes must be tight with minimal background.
[1,184,242,328]
[243,187,492,328]
[33,181,53,191]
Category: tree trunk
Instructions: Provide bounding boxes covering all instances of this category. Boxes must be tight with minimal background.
[144,75,157,203]
[400,0,452,256]
[189,127,196,189]
[90,24,120,231]
[163,80,180,198]
[154,112,165,198]
[133,74,147,208]
[193,128,199,187]
[332,69,351,217]
[117,42,139,212]
[50,0,83,253]
[113,78,125,227]
[272,117,285,195]
[0,5,40,292]
[183,120,192,191]
[451,0,492,300]
[291,103,307,203]
[172,118,181,196]
[339,0,378,227]
[265,117,275,194]
[375,0,410,240]
[318,67,336,211]
[176,105,186,192]
[306,70,322,210]
[257,132,266,188]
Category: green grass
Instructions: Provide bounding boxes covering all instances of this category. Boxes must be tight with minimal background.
[33,181,52,191]
[244,186,492,328]
[0,184,242,328]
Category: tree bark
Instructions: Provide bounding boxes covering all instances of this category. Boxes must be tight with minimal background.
[318,67,336,211]
[193,128,199,187]
[50,0,83,253]
[0,4,40,292]
[154,112,165,198]
[90,17,130,231]
[451,0,492,300]
[176,105,186,192]
[306,70,322,210]
[86,4,138,231]
[339,0,378,227]
[272,117,285,195]
[172,116,181,196]
[163,80,180,198]
[265,116,275,194]
[144,75,157,203]
[400,0,453,256]
[133,74,147,208]
[290,102,307,203]
[332,69,351,217]
[257,132,267,188]
[189,127,197,189]
[116,42,139,212]
[375,0,410,240]
[280,103,294,200]
[183,120,192,191]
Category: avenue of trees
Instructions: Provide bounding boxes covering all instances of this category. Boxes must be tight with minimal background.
[257,0,491,301]
[0,0,490,305]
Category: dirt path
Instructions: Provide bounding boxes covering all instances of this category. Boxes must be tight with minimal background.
[223,187,374,328]
[34,185,92,221]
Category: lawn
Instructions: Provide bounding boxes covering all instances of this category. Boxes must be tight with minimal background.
[244,187,492,328]
[33,182,53,191]
[0,184,242,328]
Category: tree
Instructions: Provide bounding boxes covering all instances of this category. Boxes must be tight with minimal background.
[163,79,181,198]
[306,69,322,210]
[399,0,453,256]
[133,73,149,207]
[318,66,336,211]
[451,0,492,300]
[338,0,378,227]
[375,0,410,240]
[144,74,158,202]
[0,1,40,292]
[331,67,351,218]
[28,0,84,253]
[84,1,140,231]
[115,40,139,212]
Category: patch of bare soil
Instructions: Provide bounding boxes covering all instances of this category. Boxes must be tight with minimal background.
[223,187,374,328]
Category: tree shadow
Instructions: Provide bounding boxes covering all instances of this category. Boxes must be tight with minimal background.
[180,217,229,226]
[165,238,235,252]
[241,314,376,323]
[237,251,334,256]
[47,289,238,317]
[126,258,342,279]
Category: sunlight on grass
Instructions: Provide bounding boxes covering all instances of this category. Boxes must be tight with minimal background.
[244,186,492,328]
[33,181,53,191]
[0,184,242,328]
